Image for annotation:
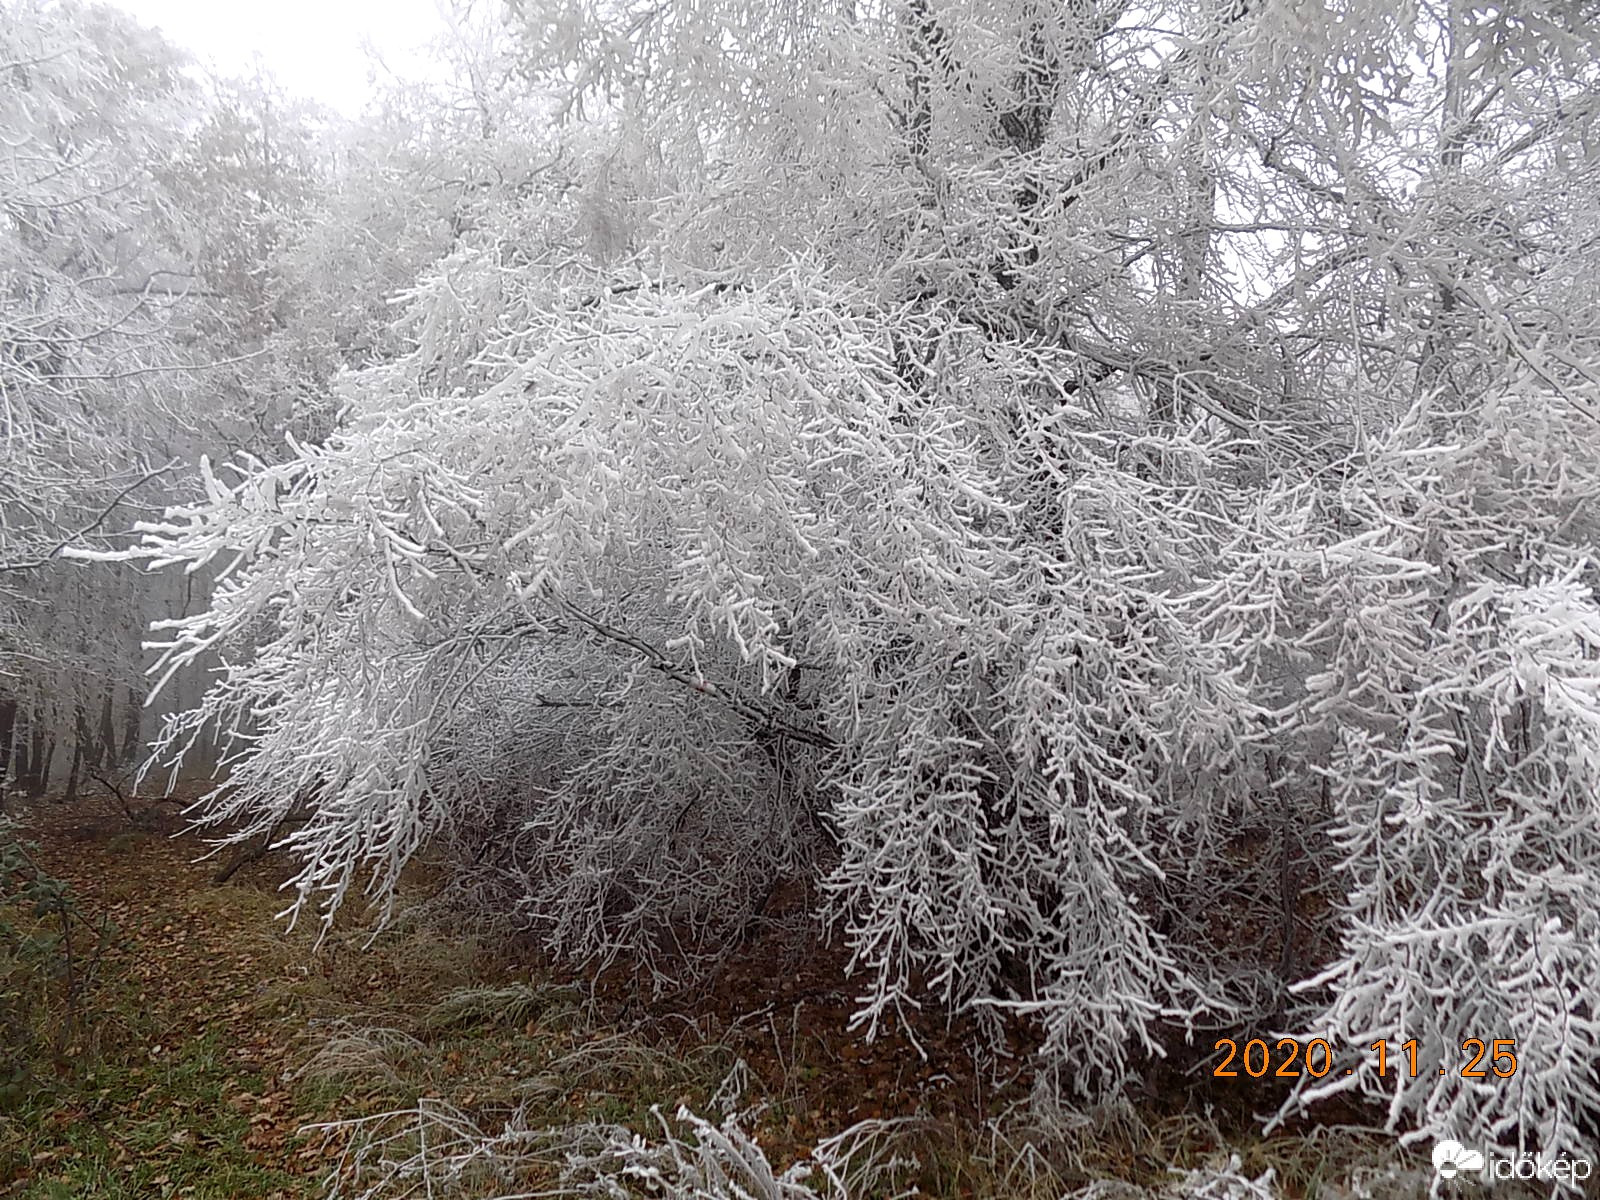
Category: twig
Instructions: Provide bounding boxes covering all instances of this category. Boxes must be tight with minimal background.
[88,768,136,823]
[0,461,178,573]
[544,592,836,751]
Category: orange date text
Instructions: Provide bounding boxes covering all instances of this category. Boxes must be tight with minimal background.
[1211,1037,1518,1080]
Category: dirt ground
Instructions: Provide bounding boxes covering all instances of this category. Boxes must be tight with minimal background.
[2,791,1412,1200]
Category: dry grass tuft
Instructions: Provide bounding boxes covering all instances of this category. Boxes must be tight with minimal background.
[292,1020,436,1090]
[421,981,585,1033]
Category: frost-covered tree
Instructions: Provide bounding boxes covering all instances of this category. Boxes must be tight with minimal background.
[0,0,205,797]
[131,0,1600,1157]
[153,70,328,451]
[264,8,576,441]
[0,2,334,801]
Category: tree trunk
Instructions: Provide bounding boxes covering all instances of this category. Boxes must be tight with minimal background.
[63,706,87,803]
[0,694,16,815]
[25,720,52,798]
[122,687,144,764]
[95,689,116,772]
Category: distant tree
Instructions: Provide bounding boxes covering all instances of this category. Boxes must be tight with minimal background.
[0,0,202,795]
[154,69,326,453]
[0,2,328,798]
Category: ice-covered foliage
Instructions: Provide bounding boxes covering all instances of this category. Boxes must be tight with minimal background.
[136,262,1286,1094]
[0,2,191,571]
[318,1094,915,1200]
[130,0,1600,1158]
[1272,384,1600,1155]
[1154,1156,1279,1200]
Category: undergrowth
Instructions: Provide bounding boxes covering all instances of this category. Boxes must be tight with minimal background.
[0,815,110,1112]
[2,809,1558,1199]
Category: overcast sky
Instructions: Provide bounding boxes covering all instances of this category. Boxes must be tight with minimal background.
[111,0,451,114]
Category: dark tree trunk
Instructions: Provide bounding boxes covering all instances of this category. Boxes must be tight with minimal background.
[12,726,30,796]
[0,693,16,814]
[25,720,52,798]
[95,689,116,771]
[63,706,87,803]
[122,687,143,763]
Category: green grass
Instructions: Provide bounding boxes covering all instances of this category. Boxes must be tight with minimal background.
[5,1026,311,1199]
[0,814,313,1199]
[6,1017,316,1196]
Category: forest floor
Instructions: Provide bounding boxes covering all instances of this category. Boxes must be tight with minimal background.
[1,793,1420,1200]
